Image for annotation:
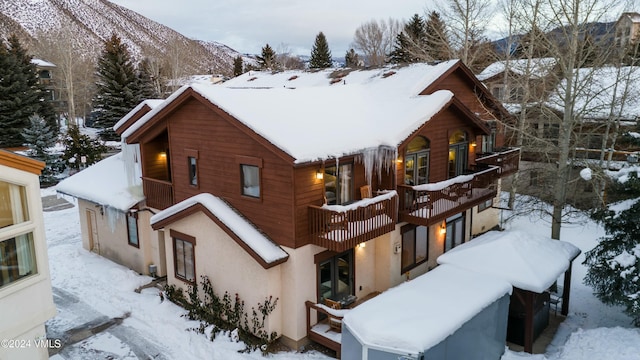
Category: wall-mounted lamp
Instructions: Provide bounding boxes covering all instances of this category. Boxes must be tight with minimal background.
[159,151,167,159]
[440,222,447,235]
[358,242,366,248]
[470,141,477,147]
[316,170,324,180]
[396,157,403,164]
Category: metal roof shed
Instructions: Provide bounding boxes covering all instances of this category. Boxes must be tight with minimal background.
[342,265,512,360]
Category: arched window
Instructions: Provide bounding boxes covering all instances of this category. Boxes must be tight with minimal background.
[404,136,430,185]
[448,130,468,178]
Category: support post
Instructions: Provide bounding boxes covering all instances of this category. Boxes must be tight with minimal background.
[562,262,572,316]
[524,291,534,353]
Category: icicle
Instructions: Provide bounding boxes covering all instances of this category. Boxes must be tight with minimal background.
[359,146,398,186]
[105,206,124,233]
[122,143,143,196]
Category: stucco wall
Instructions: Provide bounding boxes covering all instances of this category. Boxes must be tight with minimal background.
[0,164,56,360]
[162,212,283,338]
[76,199,161,276]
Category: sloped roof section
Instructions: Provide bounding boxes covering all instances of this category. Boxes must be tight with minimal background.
[150,193,289,268]
[437,230,580,293]
[56,152,144,212]
[343,264,512,355]
[113,99,164,134]
[0,149,45,175]
[477,58,557,81]
[123,62,459,164]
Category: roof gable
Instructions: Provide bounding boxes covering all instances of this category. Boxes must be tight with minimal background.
[150,193,289,269]
[114,99,164,135]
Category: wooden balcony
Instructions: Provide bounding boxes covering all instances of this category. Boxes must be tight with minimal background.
[142,177,174,210]
[398,167,499,227]
[475,148,521,177]
[308,191,398,252]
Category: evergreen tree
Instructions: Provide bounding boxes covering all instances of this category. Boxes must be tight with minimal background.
[61,125,107,171]
[389,14,427,64]
[425,11,451,61]
[584,188,640,326]
[309,32,332,69]
[256,44,277,70]
[233,55,244,76]
[93,33,139,141]
[345,49,361,68]
[0,35,57,147]
[22,115,61,184]
[135,58,160,100]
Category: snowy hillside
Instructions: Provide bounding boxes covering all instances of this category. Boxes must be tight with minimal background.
[0,0,238,74]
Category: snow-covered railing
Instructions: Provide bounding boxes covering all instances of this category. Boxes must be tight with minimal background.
[398,167,498,226]
[475,147,520,177]
[308,191,398,252]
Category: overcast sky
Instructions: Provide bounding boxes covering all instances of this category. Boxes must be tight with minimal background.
[108,0,443,56]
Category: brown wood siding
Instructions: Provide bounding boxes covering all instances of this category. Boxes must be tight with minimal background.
[397,108,480,185]
[163,98,297,248]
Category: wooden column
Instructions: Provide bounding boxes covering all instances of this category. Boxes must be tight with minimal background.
[524,291,534,353]
[562,262,573,316]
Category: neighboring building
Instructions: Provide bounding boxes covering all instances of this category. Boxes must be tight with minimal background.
[615,12,640,48]
[31,58,65,116]
[56,100,165,277]
[0,150,56,360]
[63,60,520,353]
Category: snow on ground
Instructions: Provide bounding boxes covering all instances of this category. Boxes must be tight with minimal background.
[43,189,640,359]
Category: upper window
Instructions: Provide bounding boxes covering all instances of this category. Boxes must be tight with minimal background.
[478,198,493,212]
[401,224,428,274]
[172,231,195,283]
[188,157,198,186]
[127,213,139,247]
[0,181,29,229]
[237,156,263,199]
[324,163,353,205]
[481,131,496,154]
[448,131,469,178]
[405,137,430,186]
[241,165,261,198]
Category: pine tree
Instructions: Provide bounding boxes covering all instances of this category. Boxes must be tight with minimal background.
[233,56,244,76]
[425,11,451,61]
[309,32,332,69]
[22,115,61,184]
[61,125,107,171]
[584,189,640,326]
[256,44,276,70]
[389,14,427,64]
[93,33,139,141]
[135,58,160,100]
[345,49,361,68]
[0,35,57,148]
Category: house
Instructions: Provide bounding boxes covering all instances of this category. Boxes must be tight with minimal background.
[478,56,640,208]
[56,100,166,277]
[64,60,520,353]
[615,12,640,49]
[0,150,56,360]
[31,58,65,116]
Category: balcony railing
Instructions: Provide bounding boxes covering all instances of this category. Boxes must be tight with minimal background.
[398,167,499,227]
[475,148,520,177]
[142,177,174,210]
[308,191,398,252]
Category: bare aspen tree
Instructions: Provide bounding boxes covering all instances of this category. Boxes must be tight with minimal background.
[435,0,494,67]
[352,18,401,67]
[276,43,304,70]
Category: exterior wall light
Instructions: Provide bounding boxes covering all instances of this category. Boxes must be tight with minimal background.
[316,170,324,180]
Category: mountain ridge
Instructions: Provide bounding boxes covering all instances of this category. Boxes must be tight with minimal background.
[0,0,239,74]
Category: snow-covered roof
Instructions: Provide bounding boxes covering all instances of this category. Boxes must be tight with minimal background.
[113,99,164,132]
[124,62,461,164]
[546,66,640,120]
[31,58,56,68]
[56,153,144,212]
[619,12,640,23]
[343,264,512,355]
[150,193,289,266]
[477,58,557,81]
[437,230,581,293]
